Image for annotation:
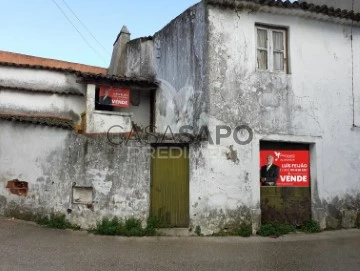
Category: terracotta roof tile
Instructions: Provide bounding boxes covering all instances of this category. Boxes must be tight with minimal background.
[0,112,74,130]
[0,51,107,74]
[78,72,159,88]
[0,61,158,88]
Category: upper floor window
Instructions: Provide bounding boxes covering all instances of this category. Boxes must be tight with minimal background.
[95,86,131,112]
[94,85,155,130]
[256,25,288,73]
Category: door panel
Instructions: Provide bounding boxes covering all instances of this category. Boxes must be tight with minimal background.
[151,147,189,227]
[260,141,312,226]
[261,187,311,226]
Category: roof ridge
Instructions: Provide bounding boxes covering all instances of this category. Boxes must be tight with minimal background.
[0,61,83,74]
[0,50,107,75]
[0,50,106,69]
[206,0,360,22]
[0,84,84,96]
[0,112,74,130]
[0,61,159,88]
[0,112,73,121]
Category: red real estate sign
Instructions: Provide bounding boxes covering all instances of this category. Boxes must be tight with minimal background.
[99,86,130,108]
[260,150,310,187]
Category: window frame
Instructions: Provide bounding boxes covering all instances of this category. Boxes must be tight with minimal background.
[256,24,288,73]
[93,85,156,130]
[95,86,113,112]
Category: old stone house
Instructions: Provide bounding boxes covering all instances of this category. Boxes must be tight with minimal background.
[116,0,360,232]
[0,50,158,228]
[1,0,360,234]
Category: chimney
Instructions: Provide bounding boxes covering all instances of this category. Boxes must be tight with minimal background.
[108,25,130,76]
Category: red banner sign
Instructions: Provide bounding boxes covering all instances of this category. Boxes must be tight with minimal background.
[260,150,310,187]
[99,86,130,108]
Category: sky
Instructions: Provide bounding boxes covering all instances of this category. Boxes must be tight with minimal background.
[0,0,199,67]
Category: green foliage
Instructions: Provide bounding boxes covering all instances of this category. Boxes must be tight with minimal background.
[355,214,360,229]
[90,217,122,235]
[211,230,229,237]
[212,223,252,237]
[5,209,40,222]
[145,216,161,236]
[258,223,296,237]
[299,219,321,233]
[35,215,50,226]
[234,223,252,237]
[90,216,161,237]
[124,218,144,237]
[37,213,80,230]
[194,225,202,236]
[259,220,321,236]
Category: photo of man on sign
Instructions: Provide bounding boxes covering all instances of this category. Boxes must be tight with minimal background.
[260,154,280,186]
[99,86,130,108]
[99,88,113,105]
[260,150,310,187]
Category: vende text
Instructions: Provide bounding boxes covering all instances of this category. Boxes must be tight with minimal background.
[280,175,308,183]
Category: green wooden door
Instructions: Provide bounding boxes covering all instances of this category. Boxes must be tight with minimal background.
[261,187,311,226]
[151,146,189,227]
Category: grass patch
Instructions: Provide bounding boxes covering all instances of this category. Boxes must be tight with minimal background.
[258,223,296,237]
[234,223,252,237]
[36,213,80,230]
[212,223,252,237]
[258,220,322,237]
[212,230,229,237]
[194,225,202,236]
[144,216,162,236]
[299,219,321,233]
[90,216,161,236]
[89,217,122,235]
[5,209,45,223]
[355,213,360,229]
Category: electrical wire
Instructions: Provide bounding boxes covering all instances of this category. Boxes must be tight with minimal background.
[60,0,111,56]
[51,0,107,64]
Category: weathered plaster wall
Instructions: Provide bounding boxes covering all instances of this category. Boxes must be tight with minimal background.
[353,22,360,127]
[0,66,86,122]
[0,89,84,122]
[200,4,360,230]
[0,122,69,217]
[0,121,151,228]
[113,90,153,130]
[189,140,258,233]
[153,2,209,133]
[126,38,156,79]
[0,67,86,95]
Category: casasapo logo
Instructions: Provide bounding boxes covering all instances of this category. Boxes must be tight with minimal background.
[107,122,253,146]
